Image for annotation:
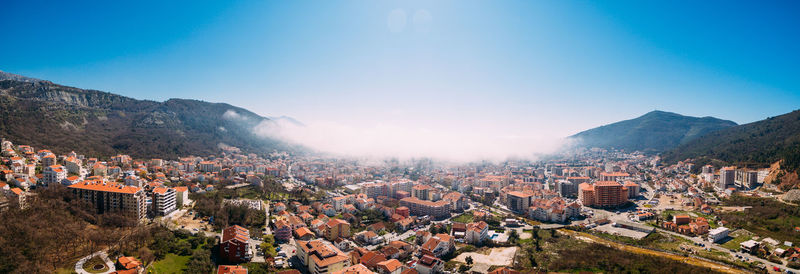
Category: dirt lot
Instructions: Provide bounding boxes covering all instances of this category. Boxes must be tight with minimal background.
[454,247,518,266]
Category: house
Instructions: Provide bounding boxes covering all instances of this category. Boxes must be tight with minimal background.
[217,265,248,274]
[376,259,403,274]
[673,215,691,225]
[358,251,387,269]
[115,256,143,273]
[357,230,383,245]
[741,240,759,254]
[296,227,316,241]
[331,264,373,274]
[451,222,467,238]
[368,222,387,233]
[465,221,489,245]
[220,225,251,263]
[415,231,432,246]
[689,218,710,235]
[414,255,443,274]
[395,218,414,232]
[420,234,454,258]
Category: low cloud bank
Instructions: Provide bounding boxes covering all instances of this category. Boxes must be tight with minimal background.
[252,117,571,163]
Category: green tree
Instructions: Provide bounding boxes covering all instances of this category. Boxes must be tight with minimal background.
[185,249,214,274]
[466,256,474,266]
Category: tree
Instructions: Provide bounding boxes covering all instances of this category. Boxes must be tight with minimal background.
[509,229,519,244]
[185,249,214,274]
[465,256,474,266]
[138,247,155,267]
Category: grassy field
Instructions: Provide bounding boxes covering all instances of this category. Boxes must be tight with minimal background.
[721,234,752,250]
[149,253,190,274]
[451,212,474,223]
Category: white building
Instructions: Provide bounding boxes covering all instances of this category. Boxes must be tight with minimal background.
[42,165,67,185]
[152,187,176,216]
[708,227,730,243]
[465,221,489,245]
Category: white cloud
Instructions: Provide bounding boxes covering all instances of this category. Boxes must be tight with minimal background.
[222,110,245,121]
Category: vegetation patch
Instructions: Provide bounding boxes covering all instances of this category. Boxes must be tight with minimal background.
[719,195,800,243]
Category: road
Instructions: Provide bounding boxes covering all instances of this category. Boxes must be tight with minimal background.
[562,229,748,274]
[264,200,271,234]
[594,207,798,273]
[75,250,115,274]
[655,227,799,273]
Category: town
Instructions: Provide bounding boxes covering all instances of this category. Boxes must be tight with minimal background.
[2,136,799,274]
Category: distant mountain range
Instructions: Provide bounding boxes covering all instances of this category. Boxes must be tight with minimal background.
[570,110,738,152]
[0,71,295,159]
[662,109,800,171]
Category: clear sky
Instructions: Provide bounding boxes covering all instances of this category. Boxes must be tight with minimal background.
[2,1,799,160]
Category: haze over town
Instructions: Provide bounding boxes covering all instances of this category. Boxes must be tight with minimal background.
[2,1,800,274]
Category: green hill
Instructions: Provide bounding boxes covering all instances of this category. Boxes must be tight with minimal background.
[570,110,737,152]
[662,109,800,171]
[0,71,293,159]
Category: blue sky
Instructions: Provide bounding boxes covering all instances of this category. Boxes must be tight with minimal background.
[2,1,799,159]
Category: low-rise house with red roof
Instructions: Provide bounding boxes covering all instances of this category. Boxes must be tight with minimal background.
[414,255,443,274]
[217,265,248,274]
[377,259,403,274]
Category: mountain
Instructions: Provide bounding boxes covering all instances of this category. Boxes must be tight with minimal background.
[662,109,800,172]
[570,110,737,152]
[0,71,293,159]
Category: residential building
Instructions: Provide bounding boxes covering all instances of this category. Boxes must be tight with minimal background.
[274,220,293,242]
[506,191,533,214]
[325,219,351,241]
[217,265,248,274]
[415,255,443,274]
[399,197,450,219]
[708,227,730,243]
[220,225,251,263]
[412,185,432,200]
[377,259,403,274]
[623,181,640,198]
[42,165,67,185]
[152,187,176,216]
[734,169,758,189]
[719,167,735,189]
[296,239,352,274]
[174,186,189,208]
[465,221,489,245]
[579,181,628,208]
[68,180,147,220]
[331,264,373,274]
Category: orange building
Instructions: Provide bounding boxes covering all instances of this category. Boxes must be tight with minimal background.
[578,181,628,208]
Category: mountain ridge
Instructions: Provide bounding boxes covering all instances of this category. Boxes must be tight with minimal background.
[570,110,737,152]
[0,71,293,159]
[662,109,800,171]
